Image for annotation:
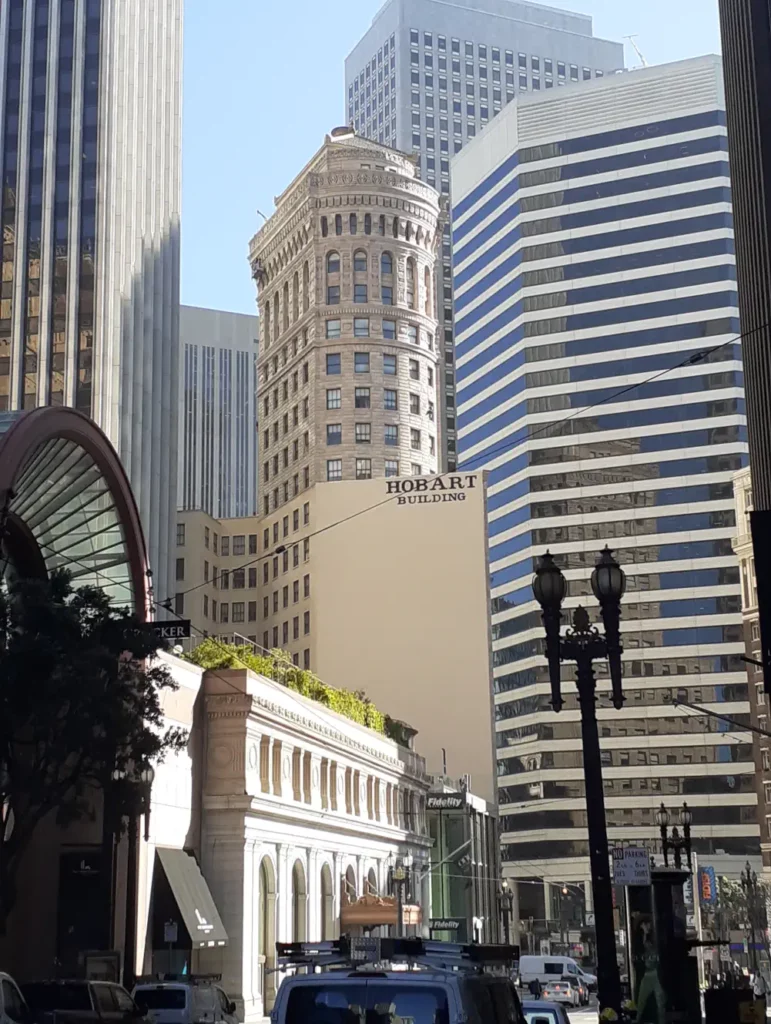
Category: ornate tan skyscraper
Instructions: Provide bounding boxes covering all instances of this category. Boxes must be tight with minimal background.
[249,129,442,515]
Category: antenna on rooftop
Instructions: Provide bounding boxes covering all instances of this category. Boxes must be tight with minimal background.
[624,35,648,68]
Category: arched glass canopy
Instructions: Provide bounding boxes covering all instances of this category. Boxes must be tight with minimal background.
[0,408,147,616]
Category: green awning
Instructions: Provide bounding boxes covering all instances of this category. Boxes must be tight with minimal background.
[156,848,228,948]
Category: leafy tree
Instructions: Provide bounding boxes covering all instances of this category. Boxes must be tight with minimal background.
[0,569,186,932]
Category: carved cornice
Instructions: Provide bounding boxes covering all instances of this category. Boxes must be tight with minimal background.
[308,171,440,211]
[206,692,430,786]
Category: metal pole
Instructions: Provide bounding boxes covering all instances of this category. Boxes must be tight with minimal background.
[123,811,139,988]
[576,652,622,1016]
[397,879,404,938]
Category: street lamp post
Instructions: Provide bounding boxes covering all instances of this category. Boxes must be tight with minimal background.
[498,880,514,944]
[741,860,760,972]
[389,854,413,938]
[111,764,155,988]
[655,803,693,870]
[533,547,625,1019]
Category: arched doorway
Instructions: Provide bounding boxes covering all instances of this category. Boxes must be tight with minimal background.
[344,864,357,902]
[320,863,335,940]
[258,858,277,1013]
[292,860,307,942]
[367,867,378,896]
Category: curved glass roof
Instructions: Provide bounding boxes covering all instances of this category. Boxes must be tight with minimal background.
[0,411,143,611]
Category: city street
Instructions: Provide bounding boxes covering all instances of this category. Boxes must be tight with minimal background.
[569,1009,599,1024]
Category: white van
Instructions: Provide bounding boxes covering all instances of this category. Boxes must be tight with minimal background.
[518,955,594,990]
[133,982,238,1024]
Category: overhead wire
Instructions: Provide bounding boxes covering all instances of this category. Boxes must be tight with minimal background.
[155,319,764,610]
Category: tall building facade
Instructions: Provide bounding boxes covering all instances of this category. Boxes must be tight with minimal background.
[178,305,259,520]
[719,1,771,511]
[345,0,624,470]
[733,468,771,873]
[0,0,182,596]
[248,130,442,511]
[452,57,755,917]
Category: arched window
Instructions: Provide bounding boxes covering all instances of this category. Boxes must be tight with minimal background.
[264,300,271,349]
[364,213,372,234]
[353,250,367,273]
[259,858,277,1011]
[335,214,343,236]
[303,261,309,312]
[292,861,307,942]
[321,216,328,237]
[273,292,280,342]
[320,864,335,940]
[344,865,357,901]
[381,252,393,276]
[406,258,417,310]
[293,271,299,321]
[405,221,413,242]
[424,266,432,316]
[282,281,289,331]
[327,251,340,274]
[378,215,386,236]
[367,868,378,896]
[392,217,399,239]
[349,213,358,235]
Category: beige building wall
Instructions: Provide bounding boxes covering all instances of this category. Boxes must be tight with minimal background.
[176,471,496,802]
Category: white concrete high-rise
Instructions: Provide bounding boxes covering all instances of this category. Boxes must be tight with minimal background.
[178,306,259,520]
[452,56,756,926]
[0,0,182,597]
[345,0,624,471]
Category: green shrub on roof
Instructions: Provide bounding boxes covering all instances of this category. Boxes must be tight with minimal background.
[185,638,390,737]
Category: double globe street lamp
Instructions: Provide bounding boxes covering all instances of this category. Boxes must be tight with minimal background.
[533,546,626,1019]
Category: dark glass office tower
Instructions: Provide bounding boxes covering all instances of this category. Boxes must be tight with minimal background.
[0,0,183,598]
[719,0,771,508]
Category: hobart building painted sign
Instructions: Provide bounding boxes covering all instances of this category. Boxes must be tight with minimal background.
[386,475,479,505]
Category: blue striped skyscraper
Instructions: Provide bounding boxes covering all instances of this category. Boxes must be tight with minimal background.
[452,56,758,924]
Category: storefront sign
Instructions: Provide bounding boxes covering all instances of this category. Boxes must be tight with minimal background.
[430,919,461,931]
[426,793,466,810]
[153,620,192,640]
[386,474,478,506]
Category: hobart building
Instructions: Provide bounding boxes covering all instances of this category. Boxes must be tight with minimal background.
[249,128,443,509]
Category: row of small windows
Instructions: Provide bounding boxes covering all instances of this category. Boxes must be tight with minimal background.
[326,253,432,315]
[325,386,435,419]
[263,267,310,349]
[325,318,434,350]
[321,215,430,246]
[409,42,602,84]
[326,422,436,454]
[327,458,426,481]
[324,350,434,385]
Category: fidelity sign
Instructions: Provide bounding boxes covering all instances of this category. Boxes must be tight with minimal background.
[386,474,478,506]
[426,793,466,811]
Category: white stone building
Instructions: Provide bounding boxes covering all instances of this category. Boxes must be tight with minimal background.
[199,666,432,1022]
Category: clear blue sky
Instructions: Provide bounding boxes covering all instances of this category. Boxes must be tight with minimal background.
[181,0,722,316]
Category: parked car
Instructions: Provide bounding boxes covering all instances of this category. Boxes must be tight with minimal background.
[522,1000,572,1024]
[21,981,147,1024]
[132,981,237,1024]
[0,973,31,1024]
[542,980,580,1008]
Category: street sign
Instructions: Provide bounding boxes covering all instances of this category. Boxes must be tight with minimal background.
[612,846,652,886]
[164,921,178,944]
[153,620,192,641]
